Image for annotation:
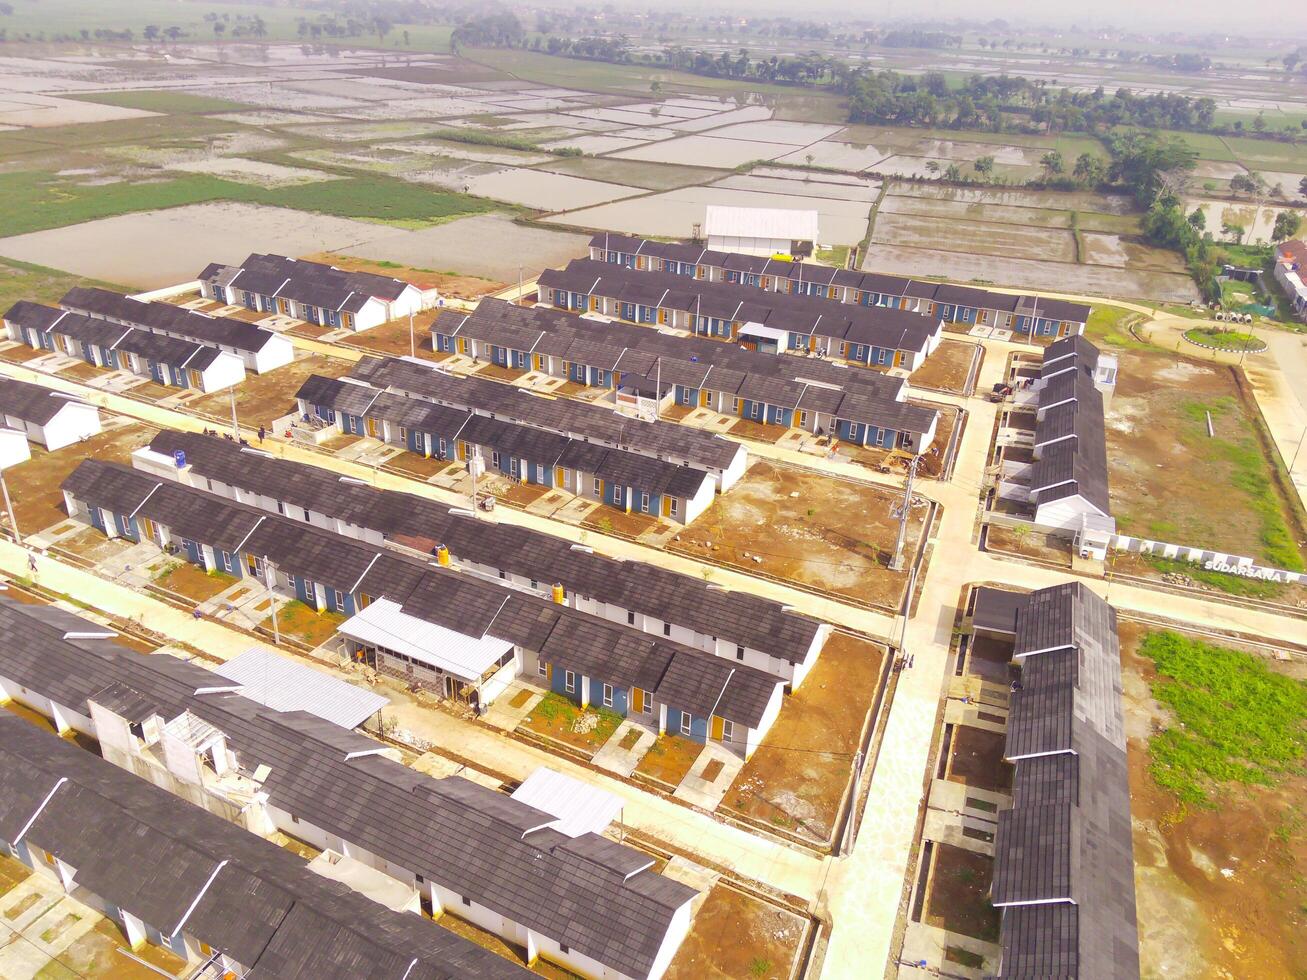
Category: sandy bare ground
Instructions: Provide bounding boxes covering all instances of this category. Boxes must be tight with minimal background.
[0,204,588,288]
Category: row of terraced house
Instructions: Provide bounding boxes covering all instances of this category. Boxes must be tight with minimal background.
[435,298,940,452]
[293,355,746,524]
[199,253,433,332]
[585,234,1091,340]
[60,445,791,758]
[0,596,698,980]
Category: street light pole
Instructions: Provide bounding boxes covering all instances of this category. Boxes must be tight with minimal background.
[229,386,240,439]
[889,454,920,572]
[409,310,415,359]
[264,556,280,646]
[0,470,20,547]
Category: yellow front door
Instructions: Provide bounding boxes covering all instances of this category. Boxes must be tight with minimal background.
[554,466,565,486]
[189,369,203,389]
[546,662,554,683]
[279,299,291,315]
[700,389,711,407]
[893,350,905,367]
[661,496,673,517]
[457,338,468,353]
[710,715,725,740]
[535,354,545,370]
[633,688,646,713]
[367,417,378,438]
[246,555,259,576]
[457,440,469,460]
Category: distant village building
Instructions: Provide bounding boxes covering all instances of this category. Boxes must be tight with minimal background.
[1273,239,1307,320]
[703,205,819,258]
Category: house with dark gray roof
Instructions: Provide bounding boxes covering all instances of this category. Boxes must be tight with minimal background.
[0,597,700,980]
[0,713,527,980]
[587,234,1091,340]
[969,582,1139,980]
[0,374,100,450]
[57,287,293,373]
[61,458,788,756]
[294,370,720,525]
[5,300,247,393]
[198,253,431,332]
[997,335,1115,539]
[136,430,829,686]
[538,258,945,371]
[435,299,939,452]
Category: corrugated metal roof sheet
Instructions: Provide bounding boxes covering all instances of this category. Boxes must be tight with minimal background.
[215,648,388,730]
[339,598,513,681]
[510,767,624,839]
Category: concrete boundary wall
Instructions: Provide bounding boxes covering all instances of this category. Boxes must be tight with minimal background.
[1110,534,1307,585]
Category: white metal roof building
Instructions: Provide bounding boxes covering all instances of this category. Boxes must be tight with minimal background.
[704,205,820,257]
[510,767,626,839]
[215,647,389,730]
[338,598,519,707]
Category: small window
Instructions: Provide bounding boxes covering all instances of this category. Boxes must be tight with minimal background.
[593,476,602,495]
[663,623,671,636]
[722,719,735,741]
[334,590,346,609]
[461,895,471,907]
[498,570,507,579]
[560,944,570,955]
[492,451,501,467]
[627,610,635,625]
[736,646,745,661]
[669,499,679,517]
[529,579,538,590]
[538,660,548,677]
[680,713,693,736]
[640,492,650,513]
[564,670,576,694]
[302,508,310,521]
[602,684,613,708]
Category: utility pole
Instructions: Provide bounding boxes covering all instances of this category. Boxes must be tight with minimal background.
[229,386,240,439]
[889,454,920,571]
[409,310,415,359]
[654,357,661,420]
[469,448,481,517]
[263,556,280,646]
[1,470,20,547]
[517,266,524,306]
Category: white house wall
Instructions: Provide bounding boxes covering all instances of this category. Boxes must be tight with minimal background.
[199,352,247,393]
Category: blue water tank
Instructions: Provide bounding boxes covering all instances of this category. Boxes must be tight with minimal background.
[173,450,186,468]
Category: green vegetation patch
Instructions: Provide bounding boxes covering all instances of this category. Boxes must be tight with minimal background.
[1085,304,1147,349]
[1141,555,1287,599]
[0,170,495,237]
[1181,396,1305,570]
[1182,327,1266,351]
[0,257,126,314]
[68,90,254,115]
[1140,630,1307,807]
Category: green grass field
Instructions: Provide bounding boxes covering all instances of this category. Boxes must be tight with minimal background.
[68,91,255,115]
[1139,630,1307,807]
[0,170,494,236]
[0,256,126,313]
